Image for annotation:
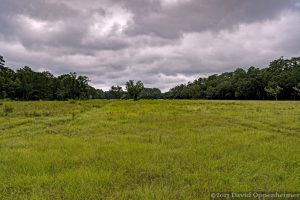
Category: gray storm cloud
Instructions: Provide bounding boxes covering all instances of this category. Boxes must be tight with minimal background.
[1,0,300,91]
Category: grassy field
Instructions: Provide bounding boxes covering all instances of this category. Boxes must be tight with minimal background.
[0,100,299,199]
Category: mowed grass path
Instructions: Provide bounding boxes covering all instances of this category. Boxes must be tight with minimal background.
[0,100,299,199]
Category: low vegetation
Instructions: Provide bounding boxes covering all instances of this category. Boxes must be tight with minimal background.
[3,104,14,116]
[0,100,299,199]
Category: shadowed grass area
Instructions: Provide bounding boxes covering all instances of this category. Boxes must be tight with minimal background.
[0,100,299,199]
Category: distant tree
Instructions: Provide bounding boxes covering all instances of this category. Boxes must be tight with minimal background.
[139,88,162,99]
[87,87,104,99]
[108,85,124,99]
[57,72,81,100]
[215,80,234,99]
[166,84,185,99]
[0,65,16,99]
[126,80,144,101]
[69,72,77,99]
[77,75,90,99]
[15,66,35,100]
[246,67,265,100]
[205,86,217,99]
[264,85,283,100]
[193,78,207,98]
[204,75,218,99]
[0,55,7,98]
[294,83,300,95]
[0,55,5,67]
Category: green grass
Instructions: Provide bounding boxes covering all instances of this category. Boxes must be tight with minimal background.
[0,100,299,199]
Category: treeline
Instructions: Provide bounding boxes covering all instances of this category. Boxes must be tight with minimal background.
[0,55,161,100]
[1,55,300,100]
[166,57,300,100]
[104,85,162,100]
[0,56,102,100]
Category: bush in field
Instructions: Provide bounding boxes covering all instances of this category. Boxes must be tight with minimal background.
[3,105,14,116]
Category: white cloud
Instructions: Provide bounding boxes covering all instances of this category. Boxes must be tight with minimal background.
[160,0,191,7]
[15,15,63,43]
[17,15,62,33]
[86,7,133,40]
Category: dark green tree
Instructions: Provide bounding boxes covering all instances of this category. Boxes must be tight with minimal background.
[293,83,300,96]
[0,55,5,67]
[15,66,35,100]
[264,85,283,100]
[139,88,162,99]
[126,80,144,101]
[108,86,124,99]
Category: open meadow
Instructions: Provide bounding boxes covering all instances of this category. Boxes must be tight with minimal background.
[0,100,300,199]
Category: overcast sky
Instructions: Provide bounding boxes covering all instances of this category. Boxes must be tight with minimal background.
[1,0,300,91]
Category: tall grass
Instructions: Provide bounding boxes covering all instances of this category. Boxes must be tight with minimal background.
[0,100,299,199]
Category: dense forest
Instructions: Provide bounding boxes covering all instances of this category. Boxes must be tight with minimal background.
[1,55,300,100]
[0,56,102,100]
[166,57,300,100]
